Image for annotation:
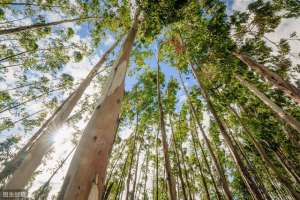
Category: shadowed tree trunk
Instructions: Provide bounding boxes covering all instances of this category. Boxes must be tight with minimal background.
[58,13,139,200]
[130,143,142,200]
[125,116,139,200]
[155,127,159,200]
[190,63,265,200]
[102,142,127,199]
[178,72,232,200]
[157,53,177,200]
[230,106,300,189]
[177,134,193,200]
[3,38,120,190]
[234,52,300,105]
[169,117,188,200]
[114,150,131,200]
[190,124,211,200]
[235,74,300,134]
[223,119,272,200]
[142,148,149,200]
[191,119,223,200]
[35,145,76,199]
[274,149,300,185]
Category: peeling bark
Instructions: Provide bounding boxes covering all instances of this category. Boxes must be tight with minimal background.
[58,14,139,200]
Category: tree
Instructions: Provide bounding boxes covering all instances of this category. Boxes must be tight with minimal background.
[58,11,140,200]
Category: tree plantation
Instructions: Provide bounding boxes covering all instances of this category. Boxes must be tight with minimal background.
[0,0,300,199]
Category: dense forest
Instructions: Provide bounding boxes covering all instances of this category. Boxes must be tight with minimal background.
[0,0,300,199]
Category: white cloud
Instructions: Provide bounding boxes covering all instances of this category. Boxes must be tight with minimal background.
[232,0,255,12]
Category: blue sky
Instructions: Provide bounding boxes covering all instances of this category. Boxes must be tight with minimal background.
[1,1,300,197]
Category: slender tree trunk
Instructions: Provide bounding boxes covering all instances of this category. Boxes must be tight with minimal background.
[234,52,300,105]
[230,106,300,190]
[0,85,70,114]
[157,56,177,200]
[114,152,130,200]
[0,45,73,63]
[274,149,300,185]
[190,64,264,200]
[58,14,139,200]
[0,93,70,183]
[131,144,142,200]
[179,72,232,200]
[190,118,223,200]
[0,16,100,35]
[102,141,127,199]
[169,117,188,200]
[190,124,211,200]
[0,2,67,8]
[143,149,149,200]
[235,75,300,133]
[178,138,193,200]
[223,119,272,200]
[3,39,120,190]
[0,109,46,132]
[125,117,139,200]
[35,146,76,199]
[156,127,159,200]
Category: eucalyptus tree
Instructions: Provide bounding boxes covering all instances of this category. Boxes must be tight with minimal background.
[156,55,178,200]
[58,10,140,199]
[1,38,120,189]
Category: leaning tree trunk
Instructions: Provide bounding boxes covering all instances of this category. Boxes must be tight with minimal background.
[189,122,211,200]
[274,149,300,185]
[178,72,232,200]
[169,117,189,200]
[234,52,300,105]
[229,106,300,199]
[3,39,120,189]
[190,64,265,200]
[235,74,300,134]
[58,13,139,200]
[0,16,99,35]
[142,149,149,200]
[35,146,76,199]
[177,135,193,200]
[125,116,139,200]
[157,57,177,200]
[130,143,142,200]
[155,128,159,200]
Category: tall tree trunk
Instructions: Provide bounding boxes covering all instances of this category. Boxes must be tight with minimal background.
[35,145,76,199]
[58,14,139,200]
[190,118,223,200]
[169,117,188,200]
[3,38,120,190]
[223,119,272,200]
[190,64,265,200]
[114,151,130,200]
[130,142,142,200]
[178,72,232,200]
[230,106,300,189]
[190,125,211,200]
[157,56,177,200]
[155,127,160,200]
[125,116,139,200]
[274,149,300,185]
[235,74,300,133]
[234,52,300,105]
[143,149,149,200]
[0,16,100,35]
[177,137,193,200]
